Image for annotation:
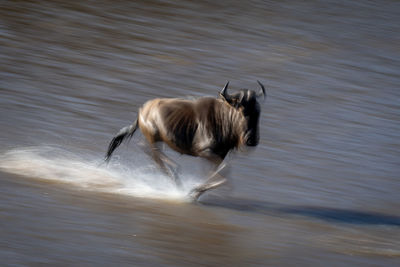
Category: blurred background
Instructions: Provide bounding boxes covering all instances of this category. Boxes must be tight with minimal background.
[1,0,399,266]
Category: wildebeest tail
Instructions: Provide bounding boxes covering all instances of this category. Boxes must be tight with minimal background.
[105,118,138,162]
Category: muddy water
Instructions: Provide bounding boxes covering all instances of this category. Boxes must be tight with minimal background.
[1,0,400,266]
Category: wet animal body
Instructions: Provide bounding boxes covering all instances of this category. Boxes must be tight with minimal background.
[105,81,265,200]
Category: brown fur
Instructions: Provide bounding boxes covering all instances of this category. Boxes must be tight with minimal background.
[138,97,247,159]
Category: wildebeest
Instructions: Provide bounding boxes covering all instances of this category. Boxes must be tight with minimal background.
[105,81,265,200]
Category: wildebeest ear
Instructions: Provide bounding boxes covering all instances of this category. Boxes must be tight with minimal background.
[238,91,245,104]
[230,91,245,109]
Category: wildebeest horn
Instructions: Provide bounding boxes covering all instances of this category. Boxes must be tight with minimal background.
[257,80,266,100]
[220,81,231,100]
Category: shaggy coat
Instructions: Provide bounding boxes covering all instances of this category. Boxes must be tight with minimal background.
[138,97,248,160]
[105,81,264,170]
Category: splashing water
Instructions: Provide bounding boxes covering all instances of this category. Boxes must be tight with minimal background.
[0,146,201,201]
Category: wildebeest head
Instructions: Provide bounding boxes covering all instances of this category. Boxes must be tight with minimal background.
[219,81,265,146]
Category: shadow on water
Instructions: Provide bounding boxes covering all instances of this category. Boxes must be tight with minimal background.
[201,197,400,227]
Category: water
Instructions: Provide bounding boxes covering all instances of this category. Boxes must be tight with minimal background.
[1,0,400,266]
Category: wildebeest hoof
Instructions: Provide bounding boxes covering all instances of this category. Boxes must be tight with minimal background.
[188,179,227,202]
[188,189,202,202]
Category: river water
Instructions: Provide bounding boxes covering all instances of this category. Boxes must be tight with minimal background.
[1,0,399,266]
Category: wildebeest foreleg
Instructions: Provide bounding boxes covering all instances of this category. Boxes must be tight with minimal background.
[188,158,228,201]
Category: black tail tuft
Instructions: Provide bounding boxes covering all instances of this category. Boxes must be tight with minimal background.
[105,118,138,162]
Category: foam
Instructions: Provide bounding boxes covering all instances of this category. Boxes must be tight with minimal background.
[0,146,201,201]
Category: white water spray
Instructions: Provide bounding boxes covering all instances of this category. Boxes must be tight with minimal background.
[0,146,201,201]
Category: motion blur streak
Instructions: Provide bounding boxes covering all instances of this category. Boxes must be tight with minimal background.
[0,0,399,266]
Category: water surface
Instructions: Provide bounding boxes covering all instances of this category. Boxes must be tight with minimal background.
[1,0,399,266]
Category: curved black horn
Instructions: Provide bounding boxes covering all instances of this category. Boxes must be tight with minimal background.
[220,81,229,96]
[257,80,266,100]
[220,81,231,101]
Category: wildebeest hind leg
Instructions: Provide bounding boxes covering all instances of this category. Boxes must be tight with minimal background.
[147,144,182,189]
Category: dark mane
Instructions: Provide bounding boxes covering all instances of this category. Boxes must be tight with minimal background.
[195,98,246,158]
